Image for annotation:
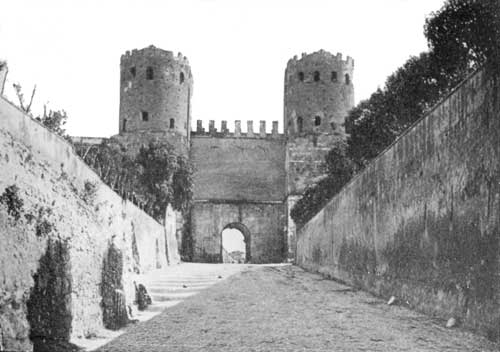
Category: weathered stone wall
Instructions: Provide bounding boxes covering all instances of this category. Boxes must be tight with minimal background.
[191,201,285,264]
[296,69,500,339]
[119,46,192,151]
[0,62,7,95]
[0,96,177,350]
[190,127,286,202]
[284,50,354,136]
[189,124,287,263]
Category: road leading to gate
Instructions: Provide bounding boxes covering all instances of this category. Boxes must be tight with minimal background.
[95,264,498,352]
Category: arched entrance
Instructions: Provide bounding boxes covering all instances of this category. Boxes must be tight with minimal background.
[221,223,251,263]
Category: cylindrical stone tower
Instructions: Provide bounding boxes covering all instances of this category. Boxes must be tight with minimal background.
[284,50,354,137]
[284,50,354,260]
[119,45,193,141]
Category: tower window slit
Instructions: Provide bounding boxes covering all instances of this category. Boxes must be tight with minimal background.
[180,72,185,84]
[315,116,321,126]
[130,67,136,77]
[314,71,320,82]
[146,66,154,80]
[345,73,350,85]
[297,116,303,133]
[141,111,149,122]
[331,71,337,82]
[170,118,175,129]
[298,72,304,82]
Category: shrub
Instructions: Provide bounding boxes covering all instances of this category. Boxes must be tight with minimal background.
[0,184,24,221]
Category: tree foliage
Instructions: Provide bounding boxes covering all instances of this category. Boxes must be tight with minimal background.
[290,141,355,227]
[425,0,500,78]
[75,140,193,222]
[345,52,448,167]
[291,0,500,228]
[36,105,70,139]
[136,141,193,219]
[12,83,70,139]
[12,83,36,114]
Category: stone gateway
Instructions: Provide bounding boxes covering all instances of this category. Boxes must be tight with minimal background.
[75,45,355,263]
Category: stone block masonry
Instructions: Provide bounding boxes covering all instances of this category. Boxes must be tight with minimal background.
[0,96,178,350]
[296,68,500,340]
[189,127,287,263]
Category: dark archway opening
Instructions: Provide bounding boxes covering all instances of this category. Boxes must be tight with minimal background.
[221,223,250,263]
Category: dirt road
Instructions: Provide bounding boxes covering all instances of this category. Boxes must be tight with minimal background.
[95,263,498,352]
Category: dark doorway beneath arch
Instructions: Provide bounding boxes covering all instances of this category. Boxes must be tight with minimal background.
[221,223,251,263]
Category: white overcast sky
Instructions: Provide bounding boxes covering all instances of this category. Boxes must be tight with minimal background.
[0,0,445,137]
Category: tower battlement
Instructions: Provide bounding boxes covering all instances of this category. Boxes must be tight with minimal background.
[121,45,190,66]
[287,50,354,70]
[191,120,283,139]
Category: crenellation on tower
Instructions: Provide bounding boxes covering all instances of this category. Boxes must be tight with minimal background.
[196,120,204,133]
[272,121,279,135]
[209,120,216,133]
[259,121,266,137]
[247,121,254,137]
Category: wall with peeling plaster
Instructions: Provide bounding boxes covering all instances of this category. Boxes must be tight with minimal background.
[0,96,178,351]
[296,69,500,340]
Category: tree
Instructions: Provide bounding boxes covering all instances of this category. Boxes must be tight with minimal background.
[293,0,500,228]
[12,83,71,139]
[136,141,193,220]
[345,52,448,168]
[291,141,354,227]
[12,82,36,114]
[425,0,500,78]
[36,105,69,138]
[75,140,194,222]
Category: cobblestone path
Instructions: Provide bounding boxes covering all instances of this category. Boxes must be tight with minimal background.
[95,264,498,352]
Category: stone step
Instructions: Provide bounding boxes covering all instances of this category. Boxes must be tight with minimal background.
[148,287,210,294]
[151,291,197,301]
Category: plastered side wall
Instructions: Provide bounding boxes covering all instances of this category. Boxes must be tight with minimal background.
[296,69,500,339]
[0,97,176,350]
[191,202,285,264]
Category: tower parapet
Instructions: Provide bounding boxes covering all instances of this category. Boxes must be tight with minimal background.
[284,49,354,138]
[119,45,193,150]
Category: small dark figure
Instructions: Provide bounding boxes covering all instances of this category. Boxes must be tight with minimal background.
[134,281,152,311]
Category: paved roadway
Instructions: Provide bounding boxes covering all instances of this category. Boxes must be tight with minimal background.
[94,263,498,352]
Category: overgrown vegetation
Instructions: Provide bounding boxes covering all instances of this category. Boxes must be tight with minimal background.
[291,0,500,227]
[82,180,99,205]
[12,83,71,140]
[35,206,54,237]
[291,141,355,227]
[0,184,24,221]
[35,105,70,139]
[75,140,193,222]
